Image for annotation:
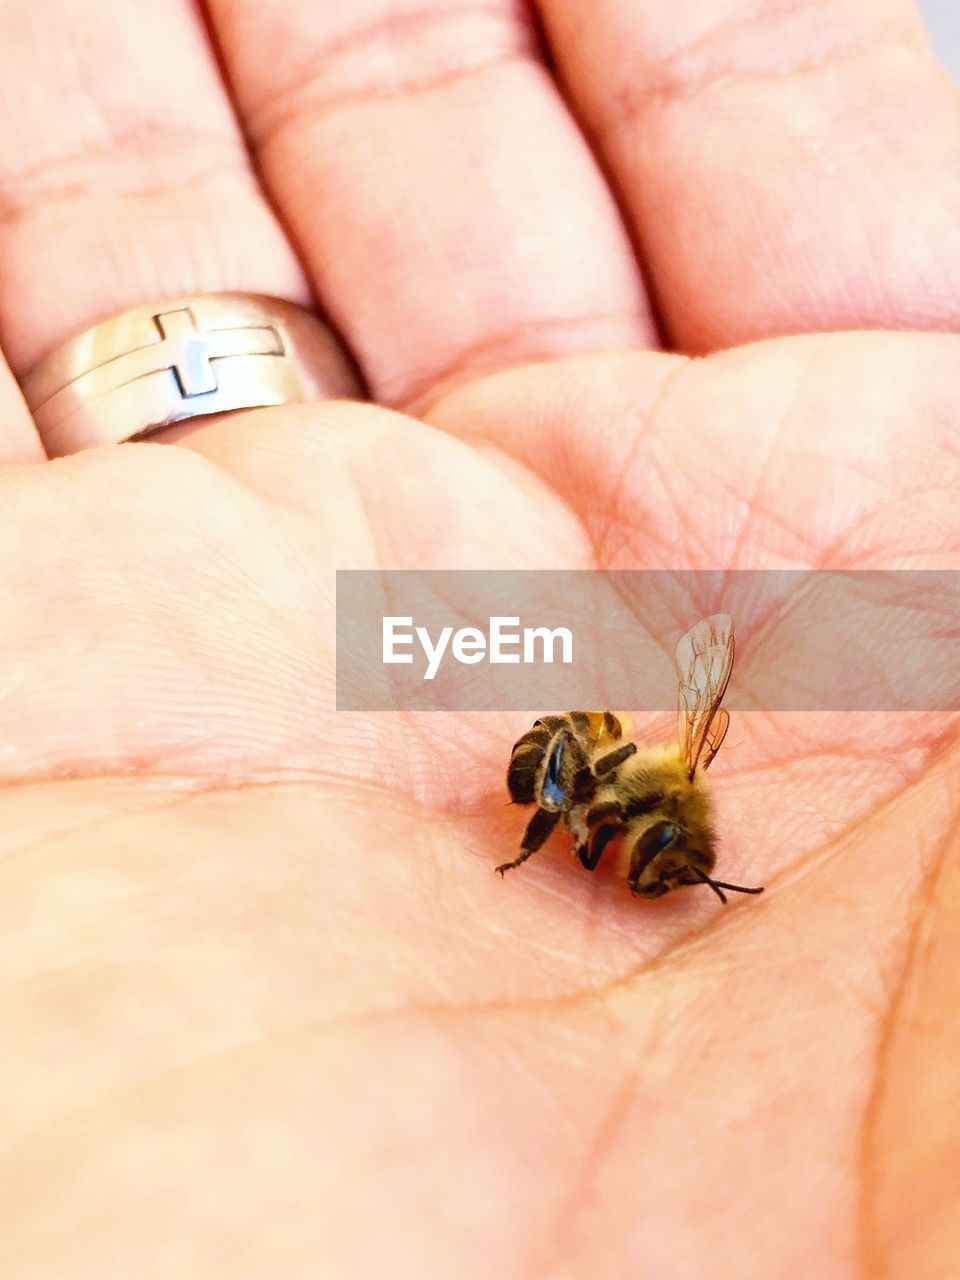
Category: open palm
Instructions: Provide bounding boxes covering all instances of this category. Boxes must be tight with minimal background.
[0,2,959,1278]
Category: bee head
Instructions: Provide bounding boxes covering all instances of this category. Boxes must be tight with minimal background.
[626,820,714,899]
[627,821,680,896]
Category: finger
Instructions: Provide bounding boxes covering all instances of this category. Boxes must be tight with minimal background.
[536,0,960,349]
[204,0,654,410]
[0,0,353,403]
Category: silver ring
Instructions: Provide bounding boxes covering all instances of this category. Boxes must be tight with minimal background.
[21,293,360,456]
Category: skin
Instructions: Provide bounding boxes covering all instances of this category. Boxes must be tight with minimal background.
[0,1,957,1276]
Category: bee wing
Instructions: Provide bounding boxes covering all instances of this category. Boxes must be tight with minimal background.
[699,707,730,771]
[676,614,735,774]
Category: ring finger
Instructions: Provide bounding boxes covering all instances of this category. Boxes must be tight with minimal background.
[0,0,359,450]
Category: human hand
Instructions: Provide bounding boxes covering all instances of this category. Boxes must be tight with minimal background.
[0,3,958,1278]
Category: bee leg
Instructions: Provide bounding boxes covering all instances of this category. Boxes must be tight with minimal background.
[496,807,561,876]
[585,799,622,825]
[577,822,623,871]
[593,742,637,777]
[575,799,623,871]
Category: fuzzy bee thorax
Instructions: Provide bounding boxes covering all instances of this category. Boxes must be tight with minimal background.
[616,746,713,820]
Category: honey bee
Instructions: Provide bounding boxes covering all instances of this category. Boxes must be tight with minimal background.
[497,615,763,903]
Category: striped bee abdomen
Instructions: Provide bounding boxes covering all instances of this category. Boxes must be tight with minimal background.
[506,711,623,806]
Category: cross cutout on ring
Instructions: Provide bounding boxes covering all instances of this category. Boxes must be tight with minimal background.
[151,307,284,399]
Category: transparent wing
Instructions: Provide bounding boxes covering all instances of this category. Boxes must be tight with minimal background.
[699,707,730,771]
[676,614,735,774]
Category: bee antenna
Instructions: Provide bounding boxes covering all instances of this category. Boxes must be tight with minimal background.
[691,869,728,904]
[691,869,765,904]
[712,879,765,896]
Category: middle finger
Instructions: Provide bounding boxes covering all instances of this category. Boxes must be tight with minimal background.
[207,0,655,410]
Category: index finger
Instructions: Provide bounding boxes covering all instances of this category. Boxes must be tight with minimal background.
[537,0,960,350]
